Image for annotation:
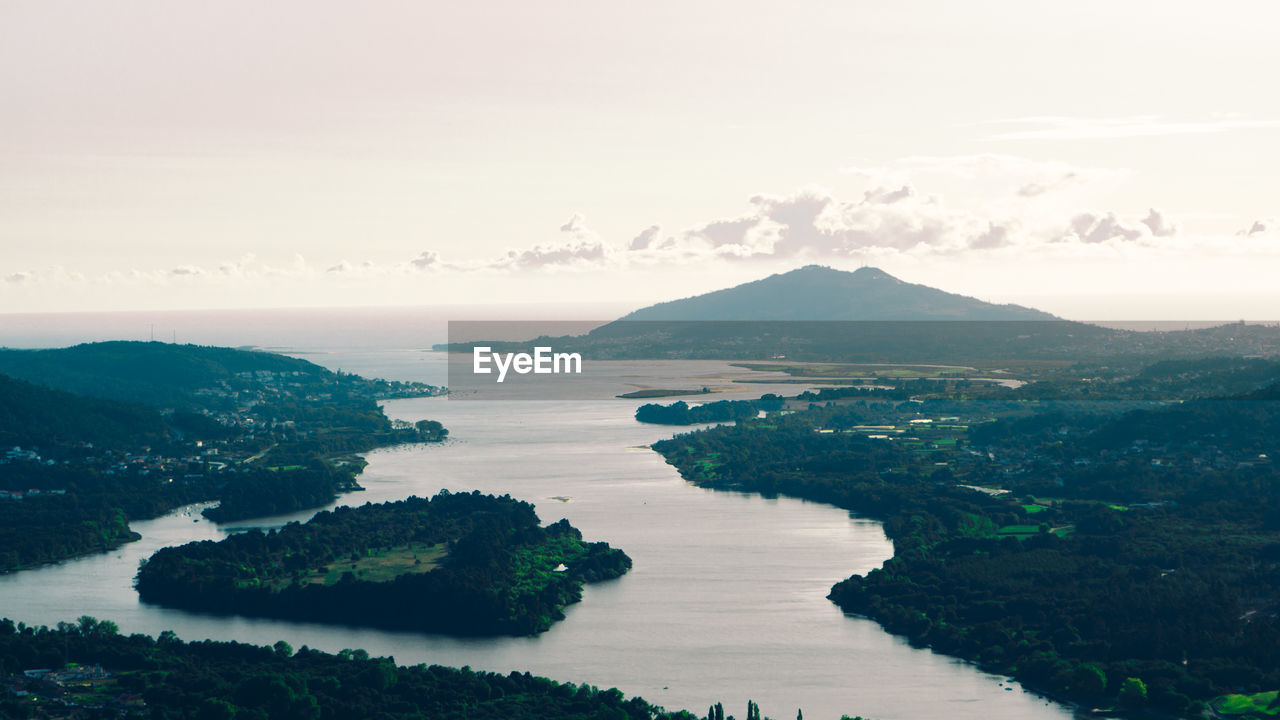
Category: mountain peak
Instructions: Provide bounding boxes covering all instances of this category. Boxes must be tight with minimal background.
[788,265,894,280]
[620,265,1055,322]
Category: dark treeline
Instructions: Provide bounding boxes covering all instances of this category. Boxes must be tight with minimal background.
[136,491,632,636]
[635,395,783,425]
[200,461,360,523]
[0,495,138,572]
[652,388,1280,716]
[1,617,739,720]
[0,373,168,450]
[0,467,212,572]
[795,385,911,402]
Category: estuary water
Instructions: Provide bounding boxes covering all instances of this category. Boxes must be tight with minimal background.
[0,349,1075,720]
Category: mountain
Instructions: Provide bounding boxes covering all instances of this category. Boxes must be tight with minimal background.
[441,266,1280,363]
[619,265,1058,321]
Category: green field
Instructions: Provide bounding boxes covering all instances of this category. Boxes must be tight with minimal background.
[263,542,446,590]
[997,524,1043,537]
[1211,691,1280,717]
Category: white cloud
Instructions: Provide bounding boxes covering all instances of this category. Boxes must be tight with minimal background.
[862,185,915,204]
[1141,208,1178,237]
[409,251,441,270]
[492,240,607,270]
[1066,212,1146,244]
[629,225,664,251]
[559,213,589,234]
[1239,219,1276,237]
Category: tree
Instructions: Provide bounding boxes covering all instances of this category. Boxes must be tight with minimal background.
[76,615,118,637]
[1072,663,1107,696]
[1119,677,1147,707]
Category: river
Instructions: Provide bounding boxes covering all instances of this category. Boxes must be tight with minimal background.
[0,350,1075,720]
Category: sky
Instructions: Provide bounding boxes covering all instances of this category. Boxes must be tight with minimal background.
[3,1,1280,320]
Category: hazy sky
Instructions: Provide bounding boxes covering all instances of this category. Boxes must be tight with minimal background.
[4,1,1279,319]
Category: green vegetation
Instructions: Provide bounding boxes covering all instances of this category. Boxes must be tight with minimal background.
[1,617,773,720]
[282,542,447,590]
[135,491,632,636]
[635,395,783,425]
[649,355,1280,717]
[0,342,448,572]
[1212,691,1280,717]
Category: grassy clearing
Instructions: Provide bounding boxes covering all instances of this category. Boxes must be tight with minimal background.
[997,525,1043,538]
[263,543,446,590]
[957,512,998,538]
[1211,691,1280,717]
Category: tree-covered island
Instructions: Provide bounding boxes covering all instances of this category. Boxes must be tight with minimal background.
[134,491,631,636]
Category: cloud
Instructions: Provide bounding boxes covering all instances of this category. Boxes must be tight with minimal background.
[494,240,606,269]
[862,185,915,204]
[1141,208,1178,237]
[409,251,441,269]
[5,272,30,283]
[169,265,204,276]
[970,222,1014,250]
[559,213,589,234]
[1239,219,1275,237]
[690,217,764,248]
[628,186,984,260]
[481,213,611,270]
[621,184,1185,264]
[984,115,1280,141]
[629,225,664,251]
[1066,212,1146,244]
[1018,172,1079,197]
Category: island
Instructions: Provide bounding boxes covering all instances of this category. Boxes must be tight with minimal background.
[134,491,631,636]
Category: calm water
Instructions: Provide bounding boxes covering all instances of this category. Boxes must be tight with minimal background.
[0,349,1075,720]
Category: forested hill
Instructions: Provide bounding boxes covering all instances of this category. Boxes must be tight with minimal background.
[0,372,167,450]
[0,341,435,409]
[619,265,1058,321]
[0,342,449,573]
